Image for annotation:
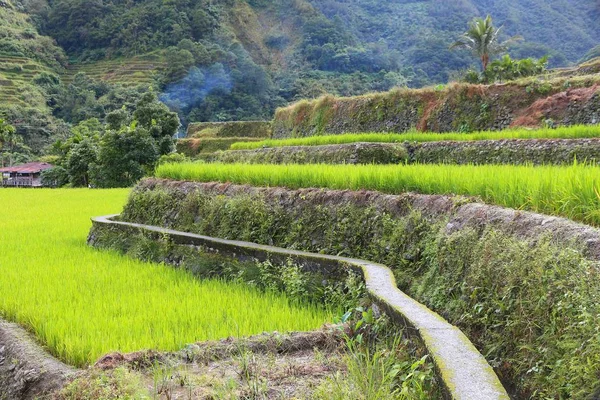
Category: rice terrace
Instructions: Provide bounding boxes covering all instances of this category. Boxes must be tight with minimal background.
[2,0,600,399]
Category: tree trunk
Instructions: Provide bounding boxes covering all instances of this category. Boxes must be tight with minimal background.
[482,53,490,71]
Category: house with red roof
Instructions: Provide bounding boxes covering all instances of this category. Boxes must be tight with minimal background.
[0,162,54,187]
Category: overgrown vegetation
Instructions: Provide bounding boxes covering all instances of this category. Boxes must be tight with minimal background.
[271,79,600,138]
[463,55,549,84]
[187,121,271,139]
[177,137,264,157]
[231,124,600,150]
[47,92,179,187]
[314,310,439,399]
[0,117,27,167]
[0,188,332,367]
[120,180,600,398]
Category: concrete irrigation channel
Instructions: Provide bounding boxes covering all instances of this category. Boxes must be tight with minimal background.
[89,214,511,400]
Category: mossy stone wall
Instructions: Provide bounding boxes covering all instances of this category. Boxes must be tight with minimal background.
[205,143,408,165]
[176,137,264,156]
[187,121,272,139]
[408,138,600,165]
[272,82,600,138]
[118,179,600,399]
[204,138,600,166]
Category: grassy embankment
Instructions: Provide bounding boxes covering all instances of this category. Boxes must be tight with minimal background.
[0,189,332,367]
[157,162,600,226]
[230,124,600,150]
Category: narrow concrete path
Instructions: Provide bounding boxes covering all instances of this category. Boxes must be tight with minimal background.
[92,215,510,400]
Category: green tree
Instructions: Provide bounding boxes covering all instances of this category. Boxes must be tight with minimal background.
[91,123,158,188]
[0,119,23,167]
[450,15,523,71]
[66,138,98,186]
[132,92,180,155]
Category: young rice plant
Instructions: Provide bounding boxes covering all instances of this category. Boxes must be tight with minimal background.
[156,162,600,226]
[0,189,332,367]
[230,124,600,150]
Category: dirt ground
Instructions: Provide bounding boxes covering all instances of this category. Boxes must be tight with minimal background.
[54,326,347,400]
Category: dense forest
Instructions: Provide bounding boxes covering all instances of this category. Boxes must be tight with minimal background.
[0,0,599,167]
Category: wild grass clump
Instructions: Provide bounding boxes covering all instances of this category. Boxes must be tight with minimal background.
[156,161,600,226]
[0,189,332,367]
[231,124,600,150]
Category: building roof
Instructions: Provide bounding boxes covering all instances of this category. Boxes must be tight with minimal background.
[0,162,54,174]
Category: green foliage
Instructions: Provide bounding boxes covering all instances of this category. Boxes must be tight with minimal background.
[0,117,29,166]
[231,124,600,150]
[461,55,549,83]
[51,93,180,187]
[66,138,97,186]
[91,125,159,188]
[22,0,411,125]
[0,6,67,69]
[40,165,69,187]
[121,181,600,397]
[0,188,331,366]
[0,117,15,146]
[412,228,600,398]
[158,152,189,165]
[450,15,523,71]
[156,161,600,227]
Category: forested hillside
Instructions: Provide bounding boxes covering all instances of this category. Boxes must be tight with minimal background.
[0,0,599,157]
[309,0,600,85]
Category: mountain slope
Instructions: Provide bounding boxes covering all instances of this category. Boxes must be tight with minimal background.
[309,0,600,84]
[1,0,599,145]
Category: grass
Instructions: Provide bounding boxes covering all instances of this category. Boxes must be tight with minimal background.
[230,124,600,150]
[156,162,600,226]
[0,189,332,367]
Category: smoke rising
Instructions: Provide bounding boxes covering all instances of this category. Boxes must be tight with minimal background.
[159,64,233,114]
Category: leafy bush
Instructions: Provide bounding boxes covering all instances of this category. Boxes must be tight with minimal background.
[461,55,549,83]
[40,166,69,187]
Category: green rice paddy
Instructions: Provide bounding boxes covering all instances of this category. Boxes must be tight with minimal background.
[230,124,600,150]
[0,189,332,367]
[156,162,600,226]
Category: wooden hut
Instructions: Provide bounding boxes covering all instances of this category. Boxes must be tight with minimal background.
[0,162,53,187]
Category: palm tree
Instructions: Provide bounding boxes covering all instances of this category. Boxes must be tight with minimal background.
[451,15,523,71]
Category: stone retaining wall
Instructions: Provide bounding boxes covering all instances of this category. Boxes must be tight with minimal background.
[187,121,272,138]
[112,178,600,398]
[272,83,600,138]
[89,214,509,400]
[205,142,408,164]
[408,137,600,165]
[206,138,600,165]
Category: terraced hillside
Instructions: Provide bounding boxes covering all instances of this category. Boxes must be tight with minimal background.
[0,2,66,109]
[0,55,55,108]
[154,114,600,397]
[62,53,166,88]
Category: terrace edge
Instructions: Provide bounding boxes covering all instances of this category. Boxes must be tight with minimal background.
[89,214,510,400]
[0,319,75,399]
